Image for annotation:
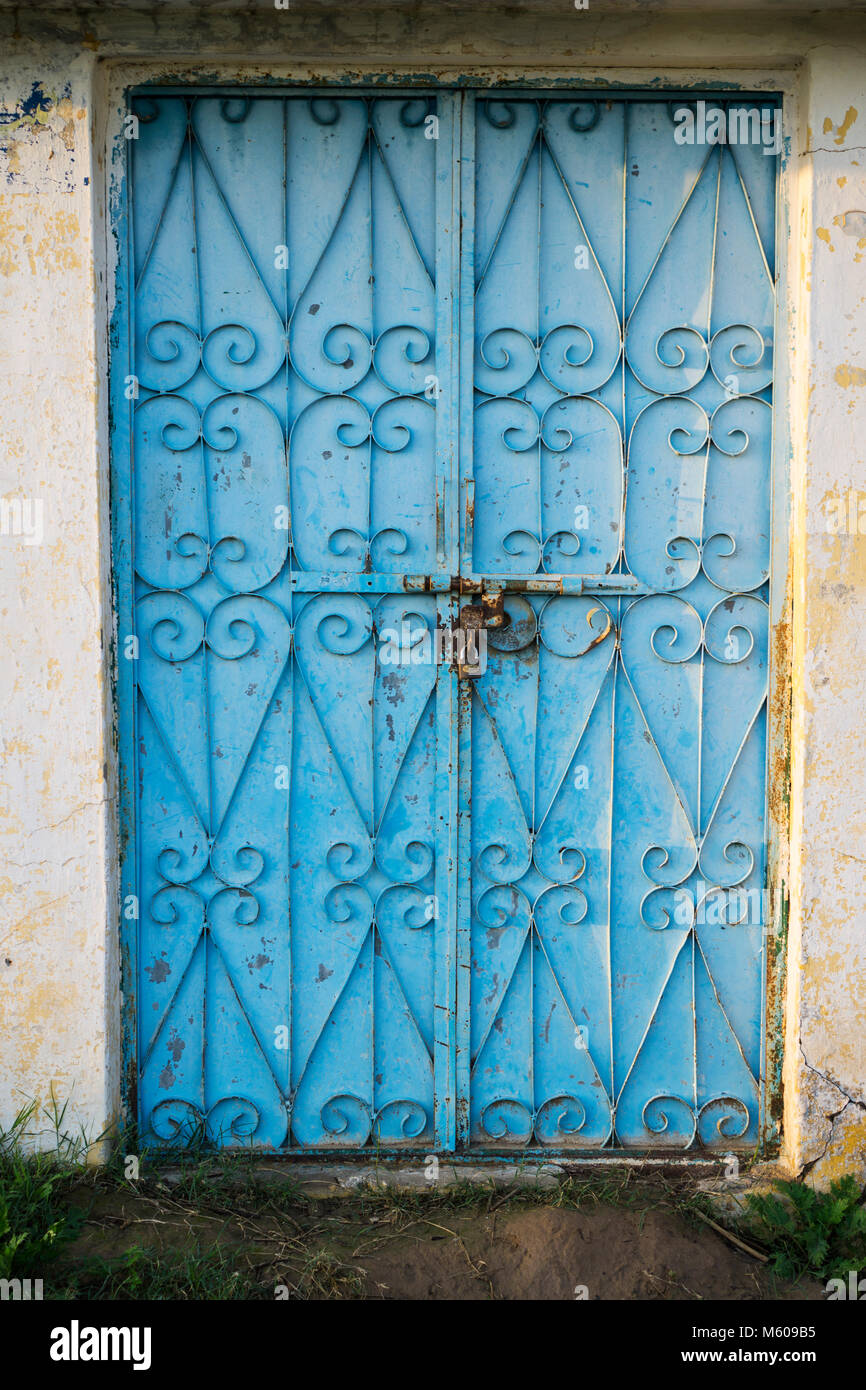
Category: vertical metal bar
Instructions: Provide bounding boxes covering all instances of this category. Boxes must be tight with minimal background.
[430,91,462,1150]
[762,94,789,1151]
[435,90,459,577]
[609,98,627,1142]
[113,98,139,1137]
[459,91,476,580]
[605,642,618,1143]
[283,99,295,1137]
[455,89,476,1148]
[433,596,458,1151]
[455,674,473,1149]
[619,101,628,567]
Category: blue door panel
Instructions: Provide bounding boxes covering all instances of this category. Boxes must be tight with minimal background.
[119,89,779,1151]
[462,96,776,1150]
[129,93,453,1149]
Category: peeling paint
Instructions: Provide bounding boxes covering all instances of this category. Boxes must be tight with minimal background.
[833,363,866,389]
[0,80,84,192]
[816,225,835,252]
[824,104,859,147]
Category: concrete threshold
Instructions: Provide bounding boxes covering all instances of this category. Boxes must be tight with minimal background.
[154,1153,775,1199]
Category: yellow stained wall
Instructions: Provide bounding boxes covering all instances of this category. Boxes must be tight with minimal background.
[784,45,866,1183]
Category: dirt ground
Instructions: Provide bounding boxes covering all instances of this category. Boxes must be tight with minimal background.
[54,1178,825,1301]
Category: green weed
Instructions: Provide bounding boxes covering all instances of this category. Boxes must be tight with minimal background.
[0,1099,87,1278]
[744,1175,866,1282]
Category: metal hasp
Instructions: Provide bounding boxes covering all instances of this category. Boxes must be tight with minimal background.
[117,89,780,1154]
[459,589,509,635]
[453,587,510,679]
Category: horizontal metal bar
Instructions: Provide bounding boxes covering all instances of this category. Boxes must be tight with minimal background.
[287,571,452,592]
[139,1143,729,1164]
[286,571,648,596]
[135,85,782,107]
[461,573,648,595]
[134,86,440,99]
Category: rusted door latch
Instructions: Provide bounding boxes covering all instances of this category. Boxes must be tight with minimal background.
[453,589,510,678]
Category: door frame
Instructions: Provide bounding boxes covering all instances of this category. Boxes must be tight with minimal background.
[106,70,796,1159]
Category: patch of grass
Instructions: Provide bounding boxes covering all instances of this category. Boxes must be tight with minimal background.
[111,1151,306,1226]
[0,1098,88,1279]
[287,1248,364,1300]
[49,1239,364,1301]
[743,1176,866,1282]
[54,1243,265,1301]
[335,1165,703,1228]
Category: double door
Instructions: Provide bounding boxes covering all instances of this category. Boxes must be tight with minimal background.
[121,89,777,1150]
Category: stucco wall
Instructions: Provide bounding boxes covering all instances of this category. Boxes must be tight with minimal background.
[0,47,116,1157]
[784,44,866,1184]
[0,2,863,1179]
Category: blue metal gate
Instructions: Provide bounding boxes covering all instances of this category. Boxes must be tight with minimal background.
[116,89,779,1152]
